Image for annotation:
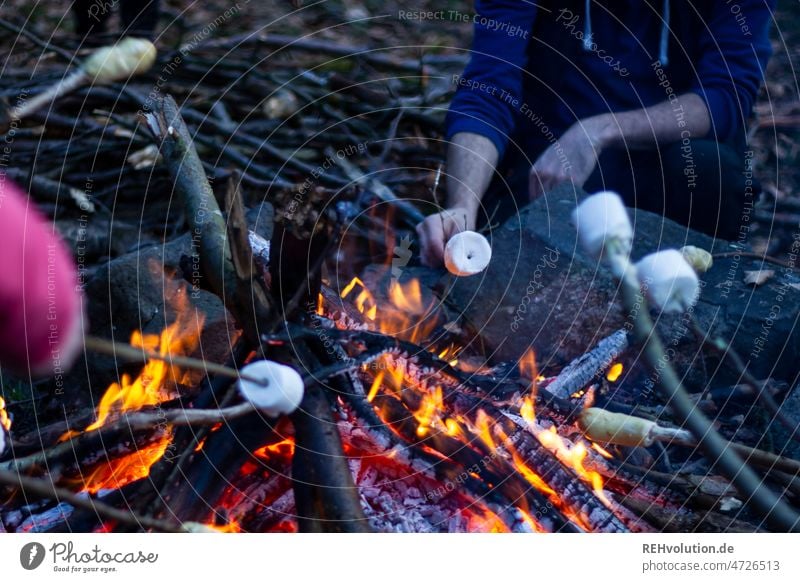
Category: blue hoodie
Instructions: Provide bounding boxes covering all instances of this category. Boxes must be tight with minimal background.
[445,0,775,161]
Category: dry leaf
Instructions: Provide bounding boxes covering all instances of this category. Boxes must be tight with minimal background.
[743,269,775,286]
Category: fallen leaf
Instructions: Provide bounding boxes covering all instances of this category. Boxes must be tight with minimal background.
[743,269,775,286]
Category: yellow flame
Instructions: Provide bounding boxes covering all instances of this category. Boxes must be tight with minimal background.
[444,417,464,439]
[389,279,426,315]
[606,362,623,382]
[520,396,536,426]
[537,427,609,505]
[367,370,385,403]
[0,396,11,433]
[473,409,497,451]
[204,520,241,533]
[591,442,614,459]
[414,386,444,438]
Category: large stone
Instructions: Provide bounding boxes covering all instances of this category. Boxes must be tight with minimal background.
[445,185,800,390]
[53,203,274,406]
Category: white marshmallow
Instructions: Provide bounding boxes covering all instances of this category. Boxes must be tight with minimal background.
[635,249,700,313]
[237,360,304,417]
[679,245,713,274]
[82,37,157,83]
[444,231,492,277]
[571,191,633,259]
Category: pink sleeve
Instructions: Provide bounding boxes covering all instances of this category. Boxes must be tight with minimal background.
[0,176,84,377]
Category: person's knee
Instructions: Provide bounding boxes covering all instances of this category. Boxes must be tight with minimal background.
[661,139,747,239]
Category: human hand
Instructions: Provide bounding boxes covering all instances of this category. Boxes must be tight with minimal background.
[416,207,476,267]
[529,117,611,200]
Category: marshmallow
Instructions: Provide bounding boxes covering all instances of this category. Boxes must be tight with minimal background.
[237,360,304,417]
[444,231,492,277]
[571,191,633,259]
[680,245,713,274]
[635,249,700,313]
[83,37,157,83]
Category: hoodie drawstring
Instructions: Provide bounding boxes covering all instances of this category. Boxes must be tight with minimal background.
[659,0,670,66]
[583,0,593,51]
[582,0,670,66]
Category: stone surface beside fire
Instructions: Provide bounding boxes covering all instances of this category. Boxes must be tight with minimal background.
[442,184,800,391]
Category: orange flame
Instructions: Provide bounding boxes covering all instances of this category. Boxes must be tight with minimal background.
[341,277,377,321]
[414,386,444,438]
[87,285,204,432]
[0,396,11,433]
[388,279,426,315]
[606,362,624,382]
[204,520,241,533]
[253,438,295,460]
[76,436,172,494]
[67,269,205,493]
[537,426,609,505]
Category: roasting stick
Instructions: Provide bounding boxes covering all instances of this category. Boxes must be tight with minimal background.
[83,335,269,387]
[0,467,184,533]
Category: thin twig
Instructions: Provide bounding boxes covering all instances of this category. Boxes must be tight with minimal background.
[712,251,799,272]
[83,335,267,386]
[1,403,254,474]
[690,318,800,445]
[0,468,184,532]
[607,242,800,532]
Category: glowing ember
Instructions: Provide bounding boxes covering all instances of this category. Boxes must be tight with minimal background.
[606,362,624,382]
[253,438,295,460]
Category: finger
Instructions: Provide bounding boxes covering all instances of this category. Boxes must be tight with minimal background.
[417,219,442,267]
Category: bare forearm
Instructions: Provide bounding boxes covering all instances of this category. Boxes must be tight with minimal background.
[446,132,499,214]
[591,93,711,150]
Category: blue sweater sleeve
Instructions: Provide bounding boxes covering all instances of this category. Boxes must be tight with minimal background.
[689,0,774,143]
[445,1,538,158]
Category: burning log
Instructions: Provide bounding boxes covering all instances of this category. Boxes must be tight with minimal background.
[545,330,628,399]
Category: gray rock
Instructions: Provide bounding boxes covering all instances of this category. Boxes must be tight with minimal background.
[55,203,273,405]
[446,184,800,390]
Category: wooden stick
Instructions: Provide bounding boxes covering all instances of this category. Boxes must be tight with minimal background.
[606,243,800,532]
[0,402,255,475]
[83,335,267,386]
[0,468,184,533]
[712,251,799,272]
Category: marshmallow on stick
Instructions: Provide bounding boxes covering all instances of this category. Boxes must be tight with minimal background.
[635,249,700,313]
[12,38,157,121]
[444,231,492,277]
[571,191,633,260]
[236,360,305,417]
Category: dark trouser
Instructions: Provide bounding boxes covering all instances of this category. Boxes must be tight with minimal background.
[479,139,754,241]
[72,0,160,38]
